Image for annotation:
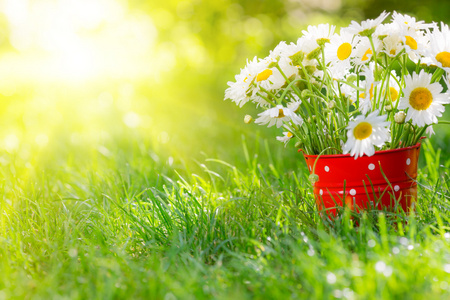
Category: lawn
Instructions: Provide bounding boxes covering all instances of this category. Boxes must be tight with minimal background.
[1,1,450,299]
[0,124,449,299]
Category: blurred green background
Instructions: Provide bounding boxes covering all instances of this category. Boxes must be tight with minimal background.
[0,0,448,172]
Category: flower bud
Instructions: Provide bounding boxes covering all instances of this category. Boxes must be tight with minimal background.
[306,47,321,60]
[295,141,303,148]
[404,122,414,133]
[327,100,336,109]
[394,111,406,124]
[244,115,253,124]
[289,51,304,66]
[308,173,319,185]
[385,104,392,111]
[346,74,357,83]
[301,89,313,98]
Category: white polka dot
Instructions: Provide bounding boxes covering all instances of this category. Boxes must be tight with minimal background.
[368,163,375,170]
[394,185,400,192]
[350,189,356,196]
[325,166,330,172]
[406,158,411,165]
[320,189,323,195]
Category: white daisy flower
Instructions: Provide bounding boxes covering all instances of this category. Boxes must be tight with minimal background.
[444,72,450,91]
[381,34,403,58]
[302,23,336,46]
[374,23,400,39]
[426,125,435,136]
[255,57,286,91]
[346,11,390,36]
[225,57,260,107]
[398,70,450,127]
[296,36,323,62]
[352,37,381,66]
[278,38,318,71]
[287,100,302,112]
[343,110,391,159]
[398,27,430,61]
[225,55,291,108]
[255,105,303,128]
[359,64,380,114]
[338,74,359,103]
[276,131,294,145]
[391,11,434,31]
[384,71,401,103]
[278,56,300,82]
[324,30,359,77]
[426,24,450,72]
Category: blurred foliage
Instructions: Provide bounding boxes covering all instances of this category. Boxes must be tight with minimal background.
[0,0,447,171]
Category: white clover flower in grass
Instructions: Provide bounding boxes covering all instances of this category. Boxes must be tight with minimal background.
[347,11,390,36]
[398,70,450,127]
[426,25,450,72]
[343,110,391,159]
[255,105,303,128]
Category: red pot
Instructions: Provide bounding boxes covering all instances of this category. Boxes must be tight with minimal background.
[302,143,422,215]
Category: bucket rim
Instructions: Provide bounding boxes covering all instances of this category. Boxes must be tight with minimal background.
[303,141,422,159]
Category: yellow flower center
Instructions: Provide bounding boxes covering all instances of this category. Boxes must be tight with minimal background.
[405,36,417,50]
[362,48,372,61]
[353,122,373,140]
[389,87,399,102]
[256,69,273,82]
[409,87,433,110]
[359,84,374,100]
[436,51,450,68]
[287,132,293,138]
[390,49,396,55]
[277,109,285,118]
[337,42,352,60]
[368,84,374,99]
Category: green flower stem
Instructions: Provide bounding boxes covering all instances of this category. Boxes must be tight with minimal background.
[336,80,365,92]
[431,68,445,83]
[368,36,380,80]
[412,126,428,145]
[278,78,309,100]
[255,91,277,107]
[257,86,279,103]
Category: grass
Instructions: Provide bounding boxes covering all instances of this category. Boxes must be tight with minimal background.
[0,130,450,300]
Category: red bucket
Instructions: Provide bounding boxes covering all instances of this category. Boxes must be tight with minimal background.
[303,143,421,215]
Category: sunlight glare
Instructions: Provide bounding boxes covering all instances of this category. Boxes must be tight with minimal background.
[0,0,158,83]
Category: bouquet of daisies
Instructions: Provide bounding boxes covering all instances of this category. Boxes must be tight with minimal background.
[225,12,450,158]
